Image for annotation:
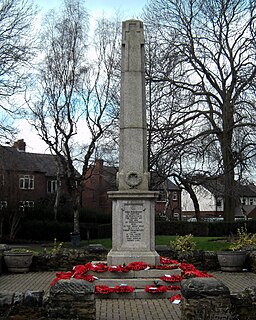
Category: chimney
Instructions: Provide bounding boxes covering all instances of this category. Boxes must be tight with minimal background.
[12,139,26,152]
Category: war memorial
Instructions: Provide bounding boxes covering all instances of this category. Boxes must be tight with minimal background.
[107,19,160,266]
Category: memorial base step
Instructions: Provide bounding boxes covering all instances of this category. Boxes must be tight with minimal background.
[95,289,180,299]
[91,261,182,299]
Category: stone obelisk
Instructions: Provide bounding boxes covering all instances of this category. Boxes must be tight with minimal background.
[107,20,160,266]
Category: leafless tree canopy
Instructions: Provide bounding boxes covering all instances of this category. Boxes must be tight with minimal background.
[27,1,120,229]
[144,0,256,221]
[0,0,36,140]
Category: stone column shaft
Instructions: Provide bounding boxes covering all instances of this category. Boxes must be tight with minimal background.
[118,20,149,191]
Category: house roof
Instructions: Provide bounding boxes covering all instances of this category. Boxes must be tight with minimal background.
[239,184,256,197]
[85,160,118,190]
[0,145,60,177]
[200,177,256,198]
[200,178,225,197]
[101,165,118,190]
[150,172,180,191]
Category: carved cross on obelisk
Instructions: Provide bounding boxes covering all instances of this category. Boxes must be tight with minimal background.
[107,20,159,266]
[118,20,149,191]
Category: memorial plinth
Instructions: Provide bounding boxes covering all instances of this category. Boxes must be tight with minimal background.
[107,191,159,265]
[107,20,160,266]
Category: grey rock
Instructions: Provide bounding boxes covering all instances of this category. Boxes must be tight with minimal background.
[24,290,44,306]
[0,292,14,307]
[50,278,94,294]
[181,277,230,299]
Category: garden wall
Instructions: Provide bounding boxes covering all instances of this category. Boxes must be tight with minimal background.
[181,277,256,320]
[0,282,95,320]
[29,249,256,273]
[31,249,107,272]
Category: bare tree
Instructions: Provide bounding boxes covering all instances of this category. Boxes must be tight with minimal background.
[145,30,204,219]
[27,2,120,234]
[144,0,256,221]
[0,0,36,140]
[81,14,121,172]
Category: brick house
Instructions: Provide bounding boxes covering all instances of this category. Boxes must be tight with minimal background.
[182,177,256,220]
[82,159,117,216]
[150,174,182,220]
[82,159,181,220]
[0,139,70,215]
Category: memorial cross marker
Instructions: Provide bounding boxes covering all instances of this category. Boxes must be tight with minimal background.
[107,20,160,266]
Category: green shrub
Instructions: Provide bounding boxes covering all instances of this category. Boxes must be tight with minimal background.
[170,234,196,252]
[230,225,256,251]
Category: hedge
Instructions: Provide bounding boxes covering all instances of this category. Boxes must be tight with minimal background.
[97,221,256,238]
[16,220,100,241]
[10,219,256,242]
[155,220,256,237]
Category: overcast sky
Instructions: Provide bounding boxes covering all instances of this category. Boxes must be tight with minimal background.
[34,0,147,19]
[20,0,148,153]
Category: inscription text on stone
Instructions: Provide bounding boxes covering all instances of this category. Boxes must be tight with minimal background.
[122,203,145,242]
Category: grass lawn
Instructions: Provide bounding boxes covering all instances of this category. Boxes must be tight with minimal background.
[85,235,232,251]
[27,235,231,253]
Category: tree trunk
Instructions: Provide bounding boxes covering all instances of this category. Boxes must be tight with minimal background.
[179,177,201,221]
[163,190,170,219]
[221,102,236,222]
[53,185,60,221]
[188,186,201,222]
[73,188,82,234]
[73,208,80,233]
[223,169,235,222]
[53,171,62,221]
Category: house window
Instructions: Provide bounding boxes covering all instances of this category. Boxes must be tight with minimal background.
[250,198,254,205]
[47,180,58,193]
[172,191,177,201]
[158,190,167,202]
[19,175,34,190]
[0,201,7,209]
[173,212,179,220]
[19,201,34,211]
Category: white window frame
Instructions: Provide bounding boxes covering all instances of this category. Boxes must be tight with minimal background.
[47,180,58,193]
[19,201,34,211]
[172,191,178,201]
[19,175,34,190]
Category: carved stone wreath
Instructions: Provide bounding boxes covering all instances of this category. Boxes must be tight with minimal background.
[125,171,142,188]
